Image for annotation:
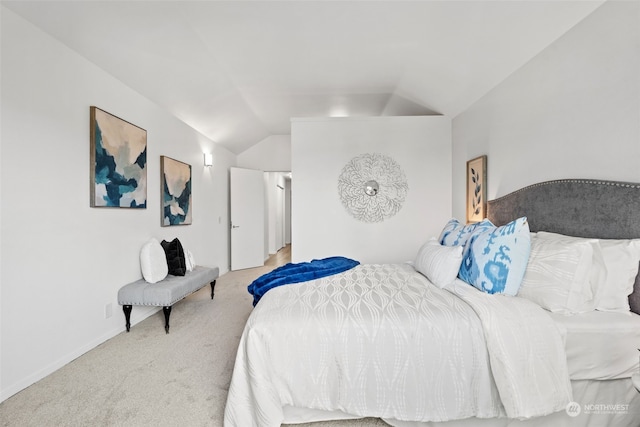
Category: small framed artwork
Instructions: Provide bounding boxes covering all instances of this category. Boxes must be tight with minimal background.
[466,155,487,223]
[161,156,192,226]
[90,106,147,208]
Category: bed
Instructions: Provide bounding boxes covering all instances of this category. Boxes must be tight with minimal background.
[224,179,640,427]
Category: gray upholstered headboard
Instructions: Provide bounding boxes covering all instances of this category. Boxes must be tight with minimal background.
[486,179,640,314]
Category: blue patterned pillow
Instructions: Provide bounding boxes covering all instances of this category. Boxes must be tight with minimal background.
[458,217,531,295]
[439,218,494,247]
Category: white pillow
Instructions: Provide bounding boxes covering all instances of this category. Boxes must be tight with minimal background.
[184,249,196,272]
[140,238,168,284]
[518,236,597,314]
[414,238,463,288]
[594,238,640,311]
[537,232,640,312]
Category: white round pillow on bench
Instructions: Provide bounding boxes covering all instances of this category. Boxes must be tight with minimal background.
[140,238,168,283]
[185,249,196,272]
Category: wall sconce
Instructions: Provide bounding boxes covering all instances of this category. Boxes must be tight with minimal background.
[204,153,213,167]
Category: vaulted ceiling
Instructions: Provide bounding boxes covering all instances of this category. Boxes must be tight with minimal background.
[3,1,605,154]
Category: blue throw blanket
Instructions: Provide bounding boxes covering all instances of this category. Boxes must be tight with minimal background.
[248,256,360,306]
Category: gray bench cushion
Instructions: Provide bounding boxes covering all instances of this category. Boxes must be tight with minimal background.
[118,265,219,307]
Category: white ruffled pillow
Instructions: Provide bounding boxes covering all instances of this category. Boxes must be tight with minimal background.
[537,232,640,312]
[518,235,601,314]
[140,238,168,284]
[414,238,463,288]
[594,238,640,311]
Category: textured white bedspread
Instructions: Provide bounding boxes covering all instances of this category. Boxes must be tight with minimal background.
[448,280,572,419]
[224,264,571,427]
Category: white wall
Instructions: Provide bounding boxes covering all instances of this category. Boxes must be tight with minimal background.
[237,135,292,172]
[1,8,235,401]
[291,116,452,264]
[452,0,640,221]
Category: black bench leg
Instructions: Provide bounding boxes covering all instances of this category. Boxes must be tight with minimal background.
[210,280,217,299]
[163,306,172,334]
[123,305,132,332]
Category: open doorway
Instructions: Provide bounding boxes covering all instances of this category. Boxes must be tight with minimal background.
[264,171,291,259]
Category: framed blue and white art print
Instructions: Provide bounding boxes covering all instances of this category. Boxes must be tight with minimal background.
[90,106,147,208]
[161,156,192,226]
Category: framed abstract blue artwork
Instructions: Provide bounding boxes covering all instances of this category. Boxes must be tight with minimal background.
[90,107,147,208]
[161,156,192,226]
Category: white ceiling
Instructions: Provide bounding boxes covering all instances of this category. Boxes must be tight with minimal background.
[3,0,605,155]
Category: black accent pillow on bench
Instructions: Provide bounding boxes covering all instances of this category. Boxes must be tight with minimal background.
[161,238,187,276]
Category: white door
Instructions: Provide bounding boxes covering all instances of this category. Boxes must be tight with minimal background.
[230,167,265,271]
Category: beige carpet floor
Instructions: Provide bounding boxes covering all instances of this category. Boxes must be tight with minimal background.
[0,247,388,427]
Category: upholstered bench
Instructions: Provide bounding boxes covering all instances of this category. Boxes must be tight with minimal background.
[117,265,219,334]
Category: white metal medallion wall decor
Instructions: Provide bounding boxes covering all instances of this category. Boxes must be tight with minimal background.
[338,153,408,223]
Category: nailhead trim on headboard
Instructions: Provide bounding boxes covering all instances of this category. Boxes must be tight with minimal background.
[489,179,640,204]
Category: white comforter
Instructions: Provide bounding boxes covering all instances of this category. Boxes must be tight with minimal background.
[224,264,571,427]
